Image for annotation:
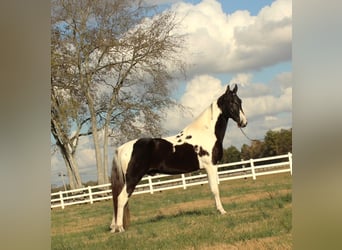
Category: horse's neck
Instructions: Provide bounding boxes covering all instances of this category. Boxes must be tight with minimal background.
[186,102,227,135]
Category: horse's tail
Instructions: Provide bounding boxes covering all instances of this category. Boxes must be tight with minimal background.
[111,148,130,230]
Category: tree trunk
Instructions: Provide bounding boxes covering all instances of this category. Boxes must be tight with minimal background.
[103,124,110,184]
[51,119,83,190]
[60,148,83,190]
[102,96,117,185]
[85,90,106,185]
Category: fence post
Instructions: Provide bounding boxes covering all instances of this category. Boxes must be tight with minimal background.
[182,174,187,189]
[88,186,93,204]
[148,176,154,194]
[59,191,65,209]
[288,152,292,175]
[250,158,256,180]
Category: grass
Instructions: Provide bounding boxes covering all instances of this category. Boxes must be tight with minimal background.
[51,173,292,249]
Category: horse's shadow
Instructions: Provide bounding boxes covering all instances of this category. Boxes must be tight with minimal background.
[135,209,215,226]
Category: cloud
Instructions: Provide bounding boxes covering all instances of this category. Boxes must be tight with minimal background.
[228,73,271,97]
[180,75,224,113]
[171,0,291,74]
[273,71,292,90]
[164,74,225,132]
[243,87,292,119]
[265,115,278,122]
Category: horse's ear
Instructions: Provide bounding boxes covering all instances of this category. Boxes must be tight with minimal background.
[233,84,238,93]
[226,85,231,93]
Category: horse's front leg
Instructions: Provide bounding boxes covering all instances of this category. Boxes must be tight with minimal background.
[206,165,226,214]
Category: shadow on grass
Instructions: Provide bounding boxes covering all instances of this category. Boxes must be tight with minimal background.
[136,209,215,225]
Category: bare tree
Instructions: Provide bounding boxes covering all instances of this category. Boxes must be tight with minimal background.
[51,86,86,189]
[51,0,186,185]
[51,22,89,189]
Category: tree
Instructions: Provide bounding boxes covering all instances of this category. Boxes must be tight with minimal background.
[222,146,241,163]
[51,29,91,189]
[240,140,265,160]
[240,143,250,160]
[278,128,292,154]
[264,129,292,156]
[51,0,186,185]
[239,128,292,162]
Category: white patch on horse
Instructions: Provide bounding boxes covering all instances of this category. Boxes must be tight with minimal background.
[239,110,248,127]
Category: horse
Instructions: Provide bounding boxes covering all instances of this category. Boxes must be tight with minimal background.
[110,84,247,233]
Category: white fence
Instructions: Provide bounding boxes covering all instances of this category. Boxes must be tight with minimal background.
[51,153,292,209]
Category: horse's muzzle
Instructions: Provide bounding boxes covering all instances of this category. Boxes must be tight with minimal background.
[238,121,247,128]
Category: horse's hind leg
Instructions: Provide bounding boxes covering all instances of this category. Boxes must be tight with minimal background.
[206,165,226,214]
[110,211,116,231]
[112,185,129,233]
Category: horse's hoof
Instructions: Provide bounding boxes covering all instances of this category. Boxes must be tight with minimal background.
[219,209,227,215]
[110,225,125,233]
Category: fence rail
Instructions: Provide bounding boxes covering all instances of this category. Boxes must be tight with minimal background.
[51,152,292,209]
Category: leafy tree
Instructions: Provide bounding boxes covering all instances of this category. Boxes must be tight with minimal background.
[240,128,292,160]
[51,0,186,185]
[264,128,292,156]
[278,128,292,154]
[222,146,241,163]
[240,140,265,160]
[240,143,250,160]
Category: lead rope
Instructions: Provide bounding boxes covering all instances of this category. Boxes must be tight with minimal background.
[239,127,260,142]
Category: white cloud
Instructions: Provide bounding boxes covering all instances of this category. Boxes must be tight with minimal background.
[243,87,292,119]
[228,73,271,97]
[180,75,224,112]
[164,74,225,132]
[273,71,292,90]
[170,0,291,74]
[228,73,252,87]
[265,115,278,122]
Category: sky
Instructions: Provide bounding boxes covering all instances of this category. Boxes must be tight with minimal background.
[51,0,292,187]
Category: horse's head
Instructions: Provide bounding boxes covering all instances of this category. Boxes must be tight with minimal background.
[218,84,247,128]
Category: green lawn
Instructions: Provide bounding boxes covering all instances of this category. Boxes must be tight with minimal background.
[51,174,292,249]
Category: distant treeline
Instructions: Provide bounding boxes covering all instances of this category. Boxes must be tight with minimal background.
[221,128,292,163]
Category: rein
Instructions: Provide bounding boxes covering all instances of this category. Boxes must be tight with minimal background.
[239,127,260,142]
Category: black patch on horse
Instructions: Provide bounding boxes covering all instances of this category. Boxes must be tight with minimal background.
[125,138,200,195]
[212,92,231,164]
[212,113,227,164]
[198,146,209,157]
[185,135,192,140]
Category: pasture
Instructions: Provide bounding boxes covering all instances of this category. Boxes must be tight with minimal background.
[51,173,291,249]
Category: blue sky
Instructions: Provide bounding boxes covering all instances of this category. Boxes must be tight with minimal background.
[51,0,292,187]
[153,0,276,15]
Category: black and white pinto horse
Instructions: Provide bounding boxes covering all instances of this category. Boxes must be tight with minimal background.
[110,84,247,233]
